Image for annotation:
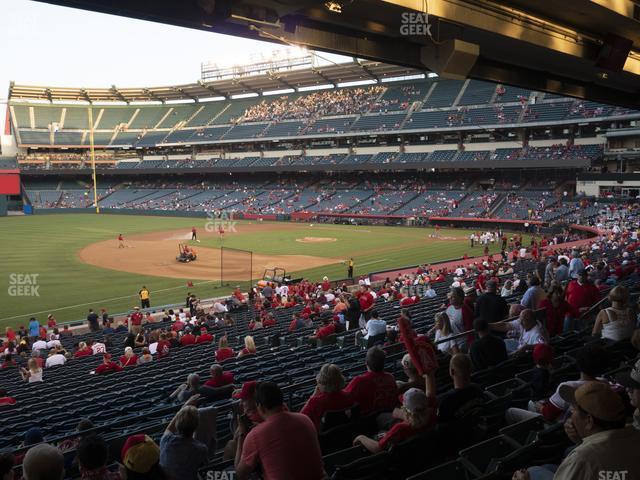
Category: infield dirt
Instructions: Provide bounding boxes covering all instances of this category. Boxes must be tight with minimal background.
[78,223,342,281]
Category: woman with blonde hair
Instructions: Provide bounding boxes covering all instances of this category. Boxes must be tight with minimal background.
[20,358,43,383]
[429,311,459,355]
[238,336,256,357]
[215,335,235,362]
[301,363,354,431]
[74,341,92,358]
[592,285,635,341]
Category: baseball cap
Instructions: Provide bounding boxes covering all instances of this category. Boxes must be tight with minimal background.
[532,344,554,365]
[24,427,44,445]
[559,382,625,422]
[402,388,428,413]
[616,359,640,390]
[233,381,258,400]
[121,434,160,474]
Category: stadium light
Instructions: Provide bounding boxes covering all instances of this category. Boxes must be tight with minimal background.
[230,93,259,99]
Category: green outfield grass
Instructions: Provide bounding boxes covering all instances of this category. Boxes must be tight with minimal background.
[0,214,511,329]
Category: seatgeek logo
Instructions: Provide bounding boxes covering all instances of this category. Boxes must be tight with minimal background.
[205,210,238,234]
[200,471,235,480]
[599,472,629,480]
[400,12,432,36]
[8,273,40,297]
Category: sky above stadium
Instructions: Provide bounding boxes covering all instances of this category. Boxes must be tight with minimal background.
[0,0,348,121]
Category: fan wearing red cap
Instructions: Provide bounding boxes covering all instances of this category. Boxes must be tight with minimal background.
[233,381,263,425]
[221,381,264,463]
[94,353,123,375]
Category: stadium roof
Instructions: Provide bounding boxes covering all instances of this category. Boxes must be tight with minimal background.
[8,59,422,103]
[32,0,640,109]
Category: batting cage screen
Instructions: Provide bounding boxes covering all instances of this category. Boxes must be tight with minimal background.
[220,247,253,287]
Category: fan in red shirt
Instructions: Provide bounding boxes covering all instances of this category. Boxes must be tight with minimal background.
[238,336,257,358]
[301,364,355,431]
[95,354,123,375]
[204,364,234,388]
[119,347,138,367]
[46,314,57,329]
[357,285,375,320]
[309,318,336,344]
[0,388,16,406]
[130,307,143,335]
[400,295,420,307]
[215,336,235,362]
[156,333,171,359]
[179,329,196,346]
[197,327,214,344]
[233,287,247,304]
[565,269,600,319]
[5,327,16,344]
[262,314,276,328]
[353,387,436,452]
[343,347,399,416]
[74,342,93,358]
[171,317,186,331]
[397,313,438,378]
[539,286,575,337]
[235,383,324,480]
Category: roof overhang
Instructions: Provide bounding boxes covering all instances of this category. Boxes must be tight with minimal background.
[29,0,640,108]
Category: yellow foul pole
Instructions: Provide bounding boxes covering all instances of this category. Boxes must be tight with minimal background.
[87,106,100,213]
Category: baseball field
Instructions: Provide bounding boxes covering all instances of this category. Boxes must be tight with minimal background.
[0,213,508,329]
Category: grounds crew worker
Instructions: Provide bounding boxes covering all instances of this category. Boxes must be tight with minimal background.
[348,258,354,279]
[139,286,150,309]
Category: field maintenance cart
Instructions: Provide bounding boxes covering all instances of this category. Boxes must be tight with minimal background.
[176,243,197,263]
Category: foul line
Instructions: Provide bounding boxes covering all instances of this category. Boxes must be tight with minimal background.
[357,259,388,267]
[0,279,219,323]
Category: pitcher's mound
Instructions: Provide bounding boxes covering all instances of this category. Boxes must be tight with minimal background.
[296,237,337,243]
